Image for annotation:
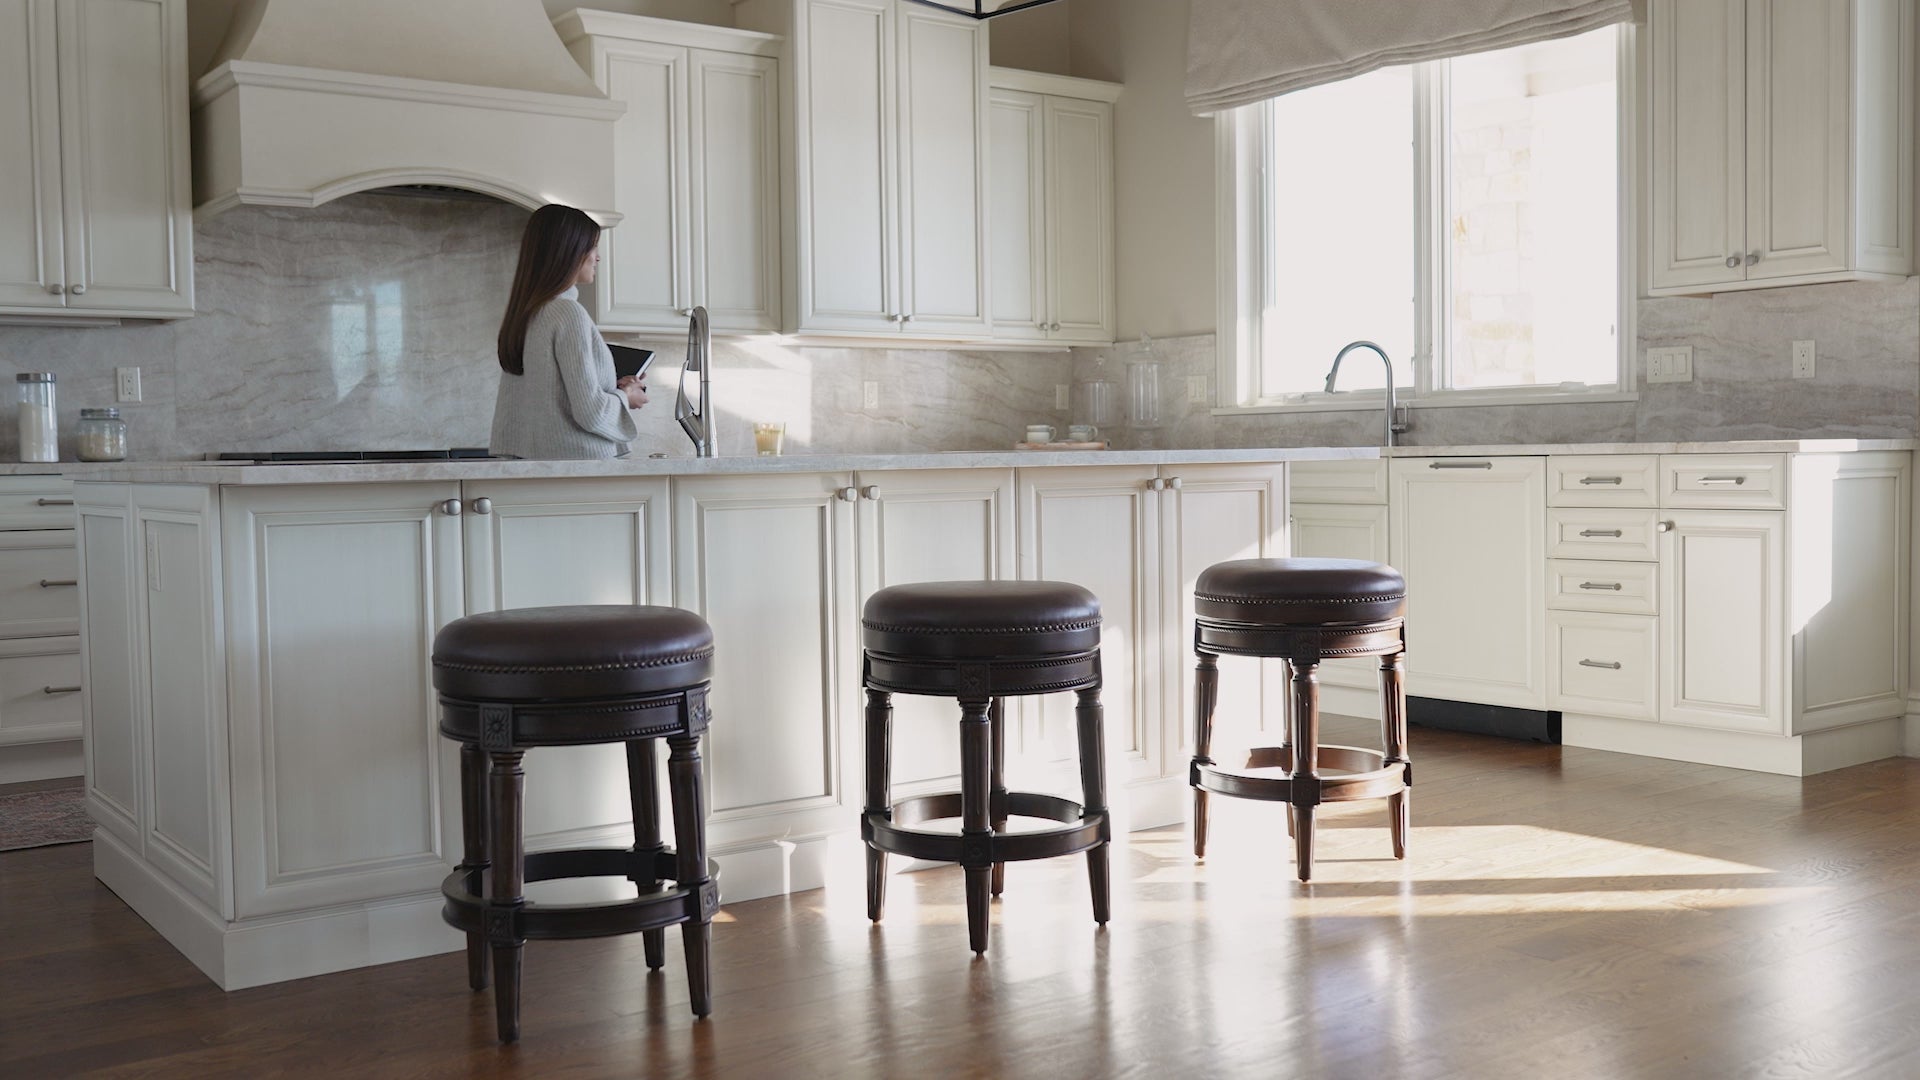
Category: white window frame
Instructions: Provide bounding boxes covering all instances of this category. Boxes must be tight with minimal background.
[1214,23,1640,415]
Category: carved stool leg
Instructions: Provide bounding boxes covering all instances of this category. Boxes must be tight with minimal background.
[626,738,666,971]
[668,732,713,1018]
[1381,646,1410,860]
[1192,652,1218,859]
[1075,685,1110,925]
[457,744,490,991]
[1287,661,1322,883]
[487,750,527,1042]
[959,699,993,954]
[989,698,1008,897]
[864,687,894,922]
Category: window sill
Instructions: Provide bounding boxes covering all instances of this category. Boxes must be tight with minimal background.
[1211,388,1640,417]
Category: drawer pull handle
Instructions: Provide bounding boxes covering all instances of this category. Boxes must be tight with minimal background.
[1429,461,1494,470]
[1579,582,1623,591]
[1577,660,1622,671]
[1578,476,1623,485]
[35,498,75,507]
[1578,529,1623,538]
[42,685,82,695]
[1696,476,1747,486]
[38,579,77,588]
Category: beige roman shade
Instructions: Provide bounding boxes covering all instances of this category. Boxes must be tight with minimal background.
[1186,0,1635,114]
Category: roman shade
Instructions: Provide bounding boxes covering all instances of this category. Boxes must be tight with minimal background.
[1186,0,1635,114]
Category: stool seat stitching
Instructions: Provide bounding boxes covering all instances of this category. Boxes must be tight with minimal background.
[861,618,1102,635]
[433,647,713,674]
[1195,592,1405,605]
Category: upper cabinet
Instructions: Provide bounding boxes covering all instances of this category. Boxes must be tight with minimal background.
[988,68,1118,346]
[738,0,990,338]
[1645,0,1914,295]
[0,0,193,320]
[555,11,782,335]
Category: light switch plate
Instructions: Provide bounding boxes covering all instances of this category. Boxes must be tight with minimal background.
[1055,384,1069,410]
[863,381,880,410]
[1646,346,1692,384]
[1187,375,1208,404]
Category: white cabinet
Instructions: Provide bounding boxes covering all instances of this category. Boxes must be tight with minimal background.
[1287,460,1391,696]
[988,68,1118,345]
[0,0,193,319]
[0,475,80,784]
[1658,507,1785,732]
[738,0,989,337]
[556,12,781,335]
[1645,0,1913,294]
[1389,457,1548,710]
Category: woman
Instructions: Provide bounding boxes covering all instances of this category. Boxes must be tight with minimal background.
[490,204,648,459]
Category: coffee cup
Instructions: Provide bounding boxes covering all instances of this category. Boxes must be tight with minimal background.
[1067,424,1099,442]
[1024,424,1056,444]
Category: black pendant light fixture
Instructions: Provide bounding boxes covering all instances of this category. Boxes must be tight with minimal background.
[903,0,1065,19]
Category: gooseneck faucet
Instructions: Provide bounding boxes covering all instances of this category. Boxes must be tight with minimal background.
[675,306,714,457]
[1325,340,1409,447]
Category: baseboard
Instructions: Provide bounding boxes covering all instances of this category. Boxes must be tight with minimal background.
[0,739,82,785]
[1563,713,1902,776]
[1903,696,1920,756]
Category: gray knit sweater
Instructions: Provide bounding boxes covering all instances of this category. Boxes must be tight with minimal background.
[489,287,639,459]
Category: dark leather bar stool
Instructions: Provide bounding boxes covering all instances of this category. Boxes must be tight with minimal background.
[861,580,1110,954]
[432,605,718,1043]
[1189,558,1410,882]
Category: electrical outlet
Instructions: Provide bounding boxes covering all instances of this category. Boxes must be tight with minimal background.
[863,381,880,410]
[1646,346,1692,384]
[1187,375,1208,404]
[1791,339,1816,379]
[115,366,142,403]
[1055,384,1069,410]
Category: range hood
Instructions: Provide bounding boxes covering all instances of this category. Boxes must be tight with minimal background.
[191,0,623,221]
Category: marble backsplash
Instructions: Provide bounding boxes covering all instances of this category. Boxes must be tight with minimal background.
[1077,277,1920,450]
[0,193,1072,462]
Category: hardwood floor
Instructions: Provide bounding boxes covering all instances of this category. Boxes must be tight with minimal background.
[6,719,1920,1079]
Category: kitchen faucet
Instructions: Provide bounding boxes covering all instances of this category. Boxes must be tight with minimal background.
[1324,340,1410,447]
[675,305,715,457]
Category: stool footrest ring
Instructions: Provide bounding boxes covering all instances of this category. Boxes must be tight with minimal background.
[865,790,1108,867]
[1191,744,1409,805]
[440,848,722,942]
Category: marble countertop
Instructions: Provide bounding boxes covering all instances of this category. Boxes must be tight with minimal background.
[10,438,1914,484]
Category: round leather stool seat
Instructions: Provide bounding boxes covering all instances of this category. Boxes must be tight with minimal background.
[862,580,1101,660]
[1195,558,1406,626]
[432,605,714,701]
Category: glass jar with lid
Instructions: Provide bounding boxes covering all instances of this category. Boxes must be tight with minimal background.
[75,407,127,462]
[16,372,57,463]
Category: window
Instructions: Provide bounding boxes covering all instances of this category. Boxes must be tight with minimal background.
[1217,24,1631,409]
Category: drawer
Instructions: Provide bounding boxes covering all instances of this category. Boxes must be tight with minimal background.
[1288,459,1388,505]
[1547,508,1659,561]
[1550,612,1656,722]
[0,530,79,638]
[0,476,75,530]
[1547,456,1659,508]
[0,636,83,746]
[1548,559,1657,615]
[1660,454,1786,509]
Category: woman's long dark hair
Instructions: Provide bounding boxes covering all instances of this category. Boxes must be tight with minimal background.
[497,204,602,375]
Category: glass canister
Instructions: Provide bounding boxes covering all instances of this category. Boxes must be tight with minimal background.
[76,407,128,462]
[1125,336,1163,429]
[16,372,57,463]
[1075,354,1121,429]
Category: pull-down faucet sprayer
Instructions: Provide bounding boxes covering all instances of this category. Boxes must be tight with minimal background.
[1325,340,1411,447]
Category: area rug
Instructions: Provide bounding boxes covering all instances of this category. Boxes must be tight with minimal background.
[0,787,94,851]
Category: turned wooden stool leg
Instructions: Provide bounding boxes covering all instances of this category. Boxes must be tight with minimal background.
[959,698,993,954]
[1075,685,1110,926]
[487,750,527,1042]
[864,687,893,922]
[668,732,713,1018]
[1192,652,1218,859]
[1381,646,1410,860]
[457,744,490,991]
[989,698,1008,897]
[1286,661,1322,883]
[626,738,666,970]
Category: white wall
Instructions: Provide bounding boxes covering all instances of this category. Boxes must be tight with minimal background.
[539,0,736,26]
[989,3,1072,75]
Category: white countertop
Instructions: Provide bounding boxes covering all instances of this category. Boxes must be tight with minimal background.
[11,438,1914,484]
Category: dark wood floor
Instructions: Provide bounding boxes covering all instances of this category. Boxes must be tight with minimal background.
[6,719,1920,1079]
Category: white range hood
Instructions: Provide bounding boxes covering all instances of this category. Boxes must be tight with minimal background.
[191,0,623,220]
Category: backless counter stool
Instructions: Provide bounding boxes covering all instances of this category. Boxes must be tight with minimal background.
[1190,558,1410,882]
[861,581,1110,955]
[432,605,718,1043]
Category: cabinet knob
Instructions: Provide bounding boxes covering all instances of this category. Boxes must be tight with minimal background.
[47,283,63,295]
[69,284,85,295]
[901,313,913,323]
[1725,254,1741,268]
[838,487,858,502]
[1744,252,1759,267]
[678,308,694,317]
[1655,520,1674,533]
[471,497,493,515]
[860,485,880,500]
[439,498,462,516]
[1146,478,1164,491]
[1166,476,1182,490]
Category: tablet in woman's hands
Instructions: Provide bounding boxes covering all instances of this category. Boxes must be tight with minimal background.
[609,344,655,380]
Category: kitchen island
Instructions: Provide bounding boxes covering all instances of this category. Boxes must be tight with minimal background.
[67,447,1362,989]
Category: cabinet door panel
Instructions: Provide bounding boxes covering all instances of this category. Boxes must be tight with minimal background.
[0,0,65,310]
[1659,509,1784,733]
[896,5,987,334]
[690,48,780,332]
[1648,0,1746,290]
[598,41,690,330]
[0,530,80,638]
[0,637,82,745]
[1044,95,1113,342]
[1389,459,1546,709]
[1551,611,1657,721]
[139,496,220,908]
[1288,501,1390,691]
[800,0,896,329]
[1744,0,1849,279]
[78,486,139,844]
[988,89,1045,338]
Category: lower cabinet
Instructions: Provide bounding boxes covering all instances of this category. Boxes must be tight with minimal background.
[1288,469,1391,696]
[0,475,82,784]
